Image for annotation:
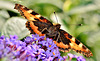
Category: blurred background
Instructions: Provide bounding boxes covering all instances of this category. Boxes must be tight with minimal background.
[0,0,100,61]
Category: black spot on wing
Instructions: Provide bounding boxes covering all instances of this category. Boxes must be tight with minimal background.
[58,47,71,52]
[31,11,39,15]
[82,45,87,49]
[68,34,72,39]
[23,7,30,11]
[75,39,80,45]
[40,16,44,20]
[26,21,30,27]
[17,4,23,8]
[34,18,39,21]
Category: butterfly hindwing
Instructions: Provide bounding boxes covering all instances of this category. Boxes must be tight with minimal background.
[26,20,52,36]
[53,29,71,52]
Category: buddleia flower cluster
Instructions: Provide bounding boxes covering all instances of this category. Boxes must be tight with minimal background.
[0,34,86,61]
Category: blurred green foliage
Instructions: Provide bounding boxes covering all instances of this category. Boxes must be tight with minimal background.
[0,0,100,61]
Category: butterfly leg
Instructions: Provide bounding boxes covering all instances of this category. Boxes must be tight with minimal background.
[39,28,48,40]
[55,32,60,45]
[55,32,61,54]
[38,28,47,35]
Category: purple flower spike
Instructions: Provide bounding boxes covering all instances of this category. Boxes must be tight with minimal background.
[0,35,5,39]
[67,53,86,61]
[10,35,18,40]
[63,56,68,61]
[0,34,86,61]
[24,36,33,43]
[68,53,74,58]
[32,34,45,41]
[77,56,86,61]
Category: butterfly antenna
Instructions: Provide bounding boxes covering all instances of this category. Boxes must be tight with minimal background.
[54,12,83,26]
[54,12,58,24]
[69,23,83,26]
[78,24,83,26]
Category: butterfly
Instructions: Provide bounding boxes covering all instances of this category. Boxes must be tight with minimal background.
[14,4,93,57]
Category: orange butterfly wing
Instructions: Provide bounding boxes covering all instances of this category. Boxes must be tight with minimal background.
[55,29,93,57]
[14,4,53,36]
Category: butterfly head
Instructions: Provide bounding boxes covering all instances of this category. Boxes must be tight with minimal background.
[54,24,61,29]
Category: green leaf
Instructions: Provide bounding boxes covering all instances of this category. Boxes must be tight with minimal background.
[0,10,10,18]
[22,0,63,9]
[1,17,29,39]
[67,4,100,15]
[29,3,63,17]
[0,16,6,32]
[0,1,17,13]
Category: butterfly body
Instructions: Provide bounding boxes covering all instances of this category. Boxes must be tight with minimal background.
[14,4,93,57]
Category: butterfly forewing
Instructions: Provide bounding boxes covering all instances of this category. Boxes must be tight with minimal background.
[14,4,53,25]
[58,29,93,57]
[14,4,53,36]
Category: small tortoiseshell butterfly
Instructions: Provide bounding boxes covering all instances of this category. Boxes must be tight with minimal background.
[14,4,93,57]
